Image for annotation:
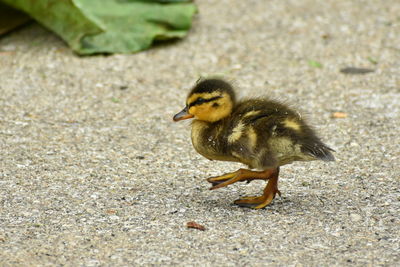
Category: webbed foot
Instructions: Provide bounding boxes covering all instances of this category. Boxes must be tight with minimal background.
[234,168,280,209]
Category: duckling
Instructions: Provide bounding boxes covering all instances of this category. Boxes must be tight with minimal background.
[173,78,334,209]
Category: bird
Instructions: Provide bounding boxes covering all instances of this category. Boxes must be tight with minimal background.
[173,78,334,209]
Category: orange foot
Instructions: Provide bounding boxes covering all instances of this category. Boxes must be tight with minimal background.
[207,168,275,190]
[234,168,280,209]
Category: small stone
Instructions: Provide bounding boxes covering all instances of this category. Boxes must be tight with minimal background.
[109,215,120,220]
[340,67,374,75]
[332,112,348,118]
[350,142,359,147]
[106,209,117,215]
[350,213,362,222]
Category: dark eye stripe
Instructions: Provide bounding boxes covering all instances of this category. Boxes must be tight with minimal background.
[189,96,222,107]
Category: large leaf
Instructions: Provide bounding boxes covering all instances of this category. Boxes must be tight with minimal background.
[0,2,31,36]
[1,0,197,54]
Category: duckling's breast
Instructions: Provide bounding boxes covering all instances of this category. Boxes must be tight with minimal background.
[191,120,237,162]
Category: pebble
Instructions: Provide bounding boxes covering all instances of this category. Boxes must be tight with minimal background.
[350,213,363,222]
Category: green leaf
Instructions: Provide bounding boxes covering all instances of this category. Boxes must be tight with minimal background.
[367,57,378,65]
[308,60,323,68]
[111,97,120,103]
[1,0,197,55]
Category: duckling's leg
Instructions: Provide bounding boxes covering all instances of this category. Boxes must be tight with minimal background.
[208,169,275,190]
[234,167,281,209]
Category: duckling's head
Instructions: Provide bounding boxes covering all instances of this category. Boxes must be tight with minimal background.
[173,78,236,123]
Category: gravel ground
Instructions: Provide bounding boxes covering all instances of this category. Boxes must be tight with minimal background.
[1,0,399,266]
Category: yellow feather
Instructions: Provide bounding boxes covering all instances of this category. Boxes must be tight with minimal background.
[283,118,301,131]
[228,121,244,143]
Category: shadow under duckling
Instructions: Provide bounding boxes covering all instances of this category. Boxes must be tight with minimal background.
[173,78,334,209]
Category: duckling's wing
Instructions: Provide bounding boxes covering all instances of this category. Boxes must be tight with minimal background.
[230,100,335,166]
[244,110,335,164]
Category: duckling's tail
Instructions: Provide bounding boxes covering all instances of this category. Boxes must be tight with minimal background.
[302,142,335,162]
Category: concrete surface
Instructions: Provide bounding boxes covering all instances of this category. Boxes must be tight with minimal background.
[1,0,399,266]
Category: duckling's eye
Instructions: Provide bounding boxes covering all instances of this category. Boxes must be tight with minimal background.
[196,97,206,104]
[189,97,206,107]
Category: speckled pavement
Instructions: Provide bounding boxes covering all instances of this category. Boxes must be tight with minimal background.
[1,0,399,266]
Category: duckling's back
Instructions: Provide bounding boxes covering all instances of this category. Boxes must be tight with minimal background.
[224,99,335,169]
